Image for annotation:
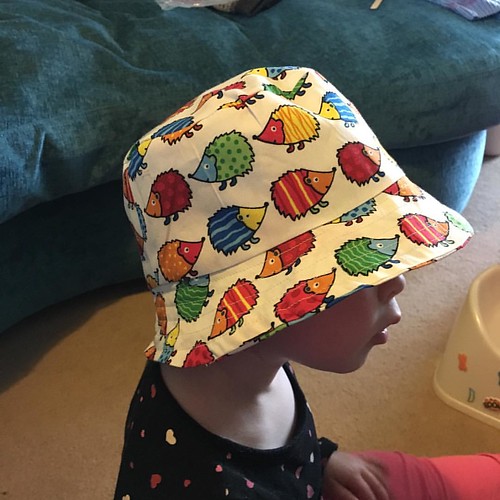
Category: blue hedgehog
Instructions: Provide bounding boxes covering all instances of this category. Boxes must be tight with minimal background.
[208,204,268,255]
[126,138,152,180]
[319,91,358,127]
[151,116,202,145]
[334,199,377,225]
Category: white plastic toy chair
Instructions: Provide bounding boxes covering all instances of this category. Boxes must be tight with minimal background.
[434,264,500,429]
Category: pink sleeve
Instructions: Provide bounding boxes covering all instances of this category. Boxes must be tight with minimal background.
[355,450,500,500]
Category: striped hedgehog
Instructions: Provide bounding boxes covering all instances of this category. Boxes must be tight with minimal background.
[207,204,268,256]
[398,214,453,247]
[126,138,152,180]
[157,238,205,282]
[209,279,259,339]
[145,170,192,225]
[335,236,400,276]
[274,270,336,324]
[195,80,246,112]
[253,105,320,153]
[318,91,358,127]
[337,142,384,185]
[189,131,255,190]
[151,116,203,145]
[384,178,425,202]
[153,291,168,337]
[175,275,214,323]
[122,167,134,206]
[129,203,147,260]
[271,168,336,220]
[256,231,316,278]
[445,211,474,234]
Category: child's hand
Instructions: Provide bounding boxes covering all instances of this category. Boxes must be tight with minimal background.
[322,451,390,500]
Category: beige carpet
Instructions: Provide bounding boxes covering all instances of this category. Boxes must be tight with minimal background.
[1,156,499,499]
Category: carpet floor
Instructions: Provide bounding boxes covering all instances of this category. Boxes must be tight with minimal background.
[1,156,499,499]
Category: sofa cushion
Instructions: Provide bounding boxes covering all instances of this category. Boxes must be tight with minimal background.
[2,0,500,222]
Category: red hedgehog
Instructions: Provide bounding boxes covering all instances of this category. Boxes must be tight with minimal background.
[271,168,336,220]
[183,341,215,367]
[398,214,452,247]
[157,238,204,282]
[275,270,336,324]
[256,231,316,278]
[145,170,193,225]
[122,167,134,207]
[336,142,384,185]
[209,279,259,339]
[384,177,425,202]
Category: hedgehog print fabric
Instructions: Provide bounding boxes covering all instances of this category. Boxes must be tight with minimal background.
[122,66,474,367]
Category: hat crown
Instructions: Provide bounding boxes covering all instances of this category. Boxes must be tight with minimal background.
[123,67,404,289]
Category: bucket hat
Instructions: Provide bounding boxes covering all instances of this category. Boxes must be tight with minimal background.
[122,66,473,367]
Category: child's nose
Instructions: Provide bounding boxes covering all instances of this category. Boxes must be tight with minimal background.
[378,274,406,302]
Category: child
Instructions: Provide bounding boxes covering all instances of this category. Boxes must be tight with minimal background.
[115,67,499,499]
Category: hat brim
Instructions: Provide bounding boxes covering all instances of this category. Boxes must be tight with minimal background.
[147,177,472,367]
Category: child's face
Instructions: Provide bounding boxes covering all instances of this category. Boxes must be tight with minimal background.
[270,275,406,373]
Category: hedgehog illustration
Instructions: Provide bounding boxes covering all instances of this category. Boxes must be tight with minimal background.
[183,341,215,367]
[122,167,135,207]
[208,204,268,256]
[398,214,453,247]
[175,275,214,322]
[145,170,192,225]
[242,321,289,347]
[319,91,358,127]
[195,80,246,111]
[134,203,147,239]
[218,92,264,111]
[154,291,168,336]
[189,131,255,190]
[145,344,157,360]
[256,231,316,278]
[384,178,425,202]
[209,279,259,339]
[151,116,203,145]
[133,226,146,261]
[337,142,384,185]
[333,199,377,226]
[335,236,400,276]
[158,320,180,363]
[247,66,297,79]
[274,270,336,324]
[271,168,336,220]
[253,105,320,153]
[263,73,311,100]
[157,238,205,282]
[445,211,474,234]
[130,203,147,260]
[126,138,152,180]
[145,270,161,291]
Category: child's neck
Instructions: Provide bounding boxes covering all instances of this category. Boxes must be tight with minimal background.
[160,349,296,449]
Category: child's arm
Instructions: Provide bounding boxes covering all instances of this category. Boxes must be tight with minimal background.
[322,451,390,500]
[323,450,500,500]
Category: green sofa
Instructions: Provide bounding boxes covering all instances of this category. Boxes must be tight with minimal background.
[1,0,500,333]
